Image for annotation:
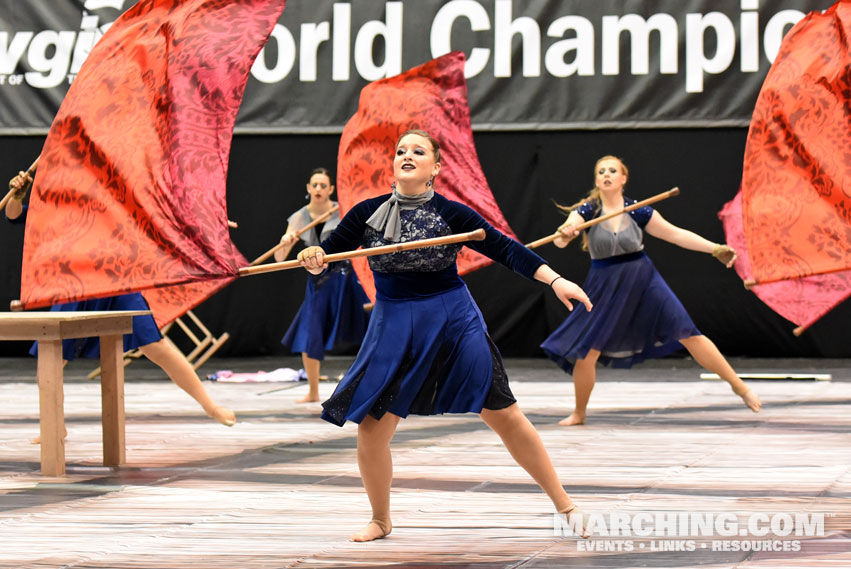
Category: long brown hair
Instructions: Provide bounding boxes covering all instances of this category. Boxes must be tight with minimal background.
[555,155,629,250]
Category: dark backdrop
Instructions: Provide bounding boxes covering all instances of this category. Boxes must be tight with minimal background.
[2,129,849,358]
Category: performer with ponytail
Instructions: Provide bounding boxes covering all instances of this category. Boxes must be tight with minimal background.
[6,163,236,431]
[275,167,370,403]
[298,129,593,542]
[541,155,762,426]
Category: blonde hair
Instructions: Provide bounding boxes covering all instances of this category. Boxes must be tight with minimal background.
[555,155,629,250]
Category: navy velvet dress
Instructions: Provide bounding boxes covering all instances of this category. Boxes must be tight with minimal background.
[8,205,162,361]
[541,197,700,374]
[318,193,547,427]
[280,204,370,360]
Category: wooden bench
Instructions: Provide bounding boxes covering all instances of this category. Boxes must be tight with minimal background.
[0,310,149,476]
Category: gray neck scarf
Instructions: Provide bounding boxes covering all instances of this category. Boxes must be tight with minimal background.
[366,187,434,242]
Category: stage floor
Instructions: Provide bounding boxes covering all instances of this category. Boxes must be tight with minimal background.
[0,356,849,568]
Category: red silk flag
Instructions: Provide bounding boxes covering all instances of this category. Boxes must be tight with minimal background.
[337,51,518,301]
[20,0,286,327]
[720,189,851,332]
[741,0,851,286]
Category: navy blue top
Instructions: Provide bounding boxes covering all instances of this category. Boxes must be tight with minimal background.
[321,193,546,301]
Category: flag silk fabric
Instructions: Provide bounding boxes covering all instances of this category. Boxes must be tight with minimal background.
[20,0,286,327]
[720,189,851,332]
[741,0,851,285]
[337,51,520,301]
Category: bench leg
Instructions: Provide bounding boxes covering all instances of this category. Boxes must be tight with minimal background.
[37,340,65,477]
[100,334,126,467]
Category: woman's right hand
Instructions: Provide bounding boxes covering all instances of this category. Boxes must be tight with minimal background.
[280,231,298,246]
[553,222,579,247]
[557,222,580,240]
[297,246,327,274]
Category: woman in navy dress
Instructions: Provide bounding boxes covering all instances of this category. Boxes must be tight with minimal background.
[541,155,762,426]
[275,167,370,403]
[6,165,236,430]
[298,130,593,542]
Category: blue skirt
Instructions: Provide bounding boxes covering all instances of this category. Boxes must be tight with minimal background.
[541,252,700,374]
[29,293,162,361]
[281,262,370,361]
[321,284,515,427]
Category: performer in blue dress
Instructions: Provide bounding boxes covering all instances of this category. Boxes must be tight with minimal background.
[298,130,593,542]
[6,165,236,429]
[541,155,762,426]
[275,167,370,403]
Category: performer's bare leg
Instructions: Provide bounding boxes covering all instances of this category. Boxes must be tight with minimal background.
[139,339,236,425]
[297,353,321,403]
[481,403,590,537]
[351,412,400,542]
[559,349,600,426]
[679,335,761,412]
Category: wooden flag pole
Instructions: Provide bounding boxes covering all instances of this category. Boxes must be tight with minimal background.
[525,187,680,249]
[239,228,486,277]
[249,205,340,266]
[0,157,40,211]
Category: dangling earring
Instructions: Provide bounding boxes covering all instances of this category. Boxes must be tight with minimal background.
[426,179,433,188]
[391,182,397,191]
[304,193,310,201]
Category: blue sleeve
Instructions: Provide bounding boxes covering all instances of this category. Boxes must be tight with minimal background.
[576,201,598,222]
[625,198,654,229]
[319,196,386,254]
[434,195,546,280]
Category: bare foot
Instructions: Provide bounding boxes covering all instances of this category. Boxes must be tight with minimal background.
[557,412,585,426]
[296,394,321,404]
[209,406,236,426]
[30,427,69,445]
[740,389,762,413]
[350,519,391,542]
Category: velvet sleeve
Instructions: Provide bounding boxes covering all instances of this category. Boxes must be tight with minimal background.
[576,201,598,221]
[319,196,385,254]
[434,195,546,280]
[625,198,654,228]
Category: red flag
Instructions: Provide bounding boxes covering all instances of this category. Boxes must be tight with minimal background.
[720,189,851,332]
[20,0,286,327]
[741,0,851,286]
[336,52,518,301]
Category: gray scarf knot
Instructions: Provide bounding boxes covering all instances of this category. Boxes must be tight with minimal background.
[365,188,434,242]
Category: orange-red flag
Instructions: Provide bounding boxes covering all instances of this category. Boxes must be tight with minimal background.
[721,189,851,332]
[20,0,286,327]
[337,51,518,301]
[741,0,851,286]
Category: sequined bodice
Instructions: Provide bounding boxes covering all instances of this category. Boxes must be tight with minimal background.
[365,202,462,273]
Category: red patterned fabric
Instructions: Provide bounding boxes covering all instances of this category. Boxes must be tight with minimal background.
[720,189,851,331]
[337,52,518,301]
[741,0,851,286]
[20,0,286,327]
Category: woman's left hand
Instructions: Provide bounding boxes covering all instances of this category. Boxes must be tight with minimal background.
[552,278,593,312]
[712,244,737,268]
